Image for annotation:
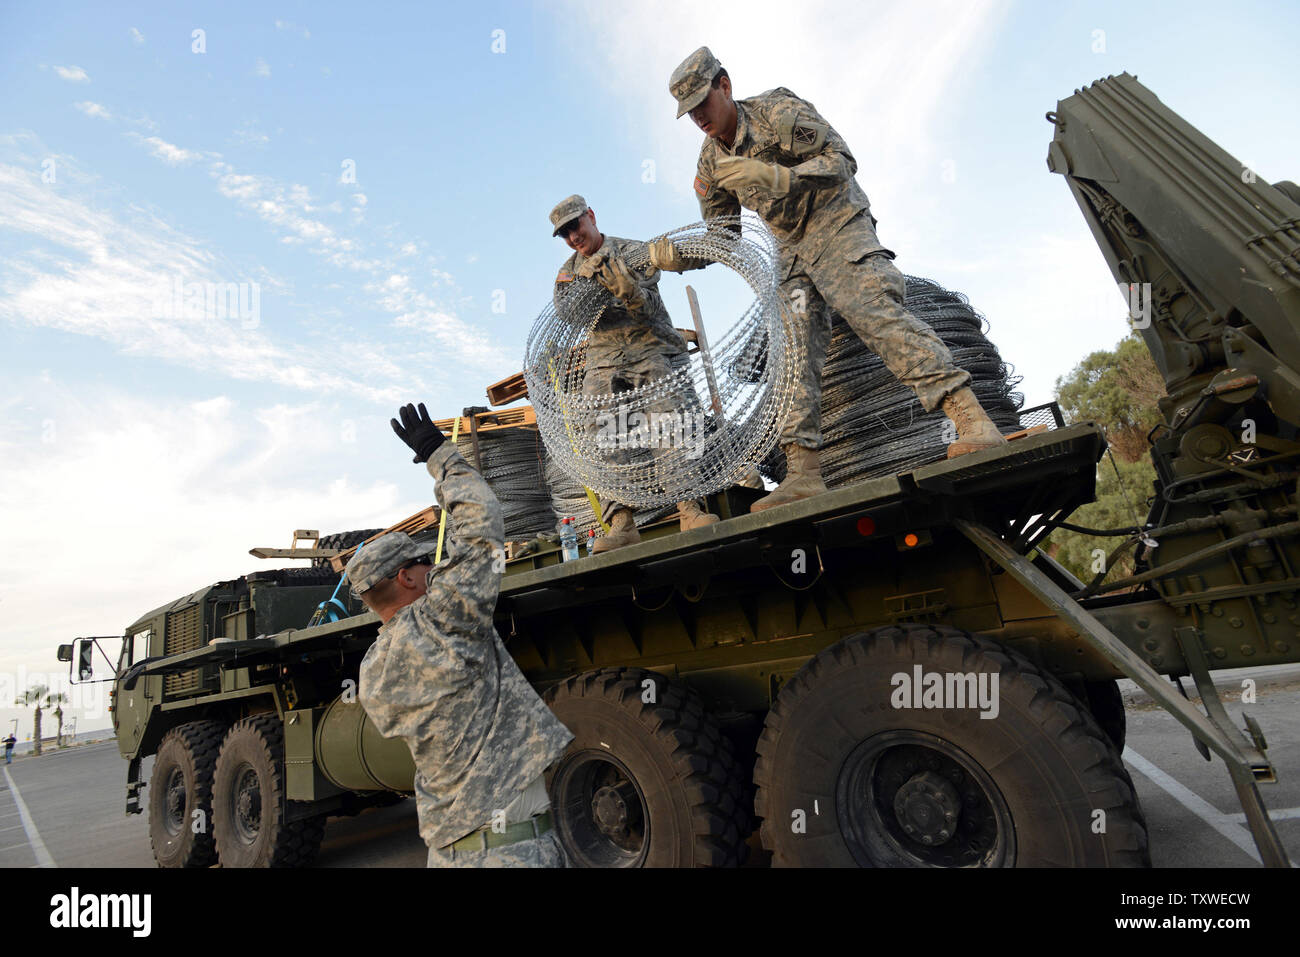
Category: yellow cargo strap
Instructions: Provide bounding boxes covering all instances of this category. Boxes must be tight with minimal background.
[434,415,462,564]
[546,353,610,533]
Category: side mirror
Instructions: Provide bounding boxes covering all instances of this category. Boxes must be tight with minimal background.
[77,639,94,680]
[57,644,73,663]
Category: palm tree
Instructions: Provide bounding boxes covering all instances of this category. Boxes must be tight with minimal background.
[15,685,58,757]
[50,694,68,747]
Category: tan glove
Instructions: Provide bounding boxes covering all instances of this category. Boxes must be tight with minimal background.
[713,155,793,198]
[575,249,609,280]
[595,255,646,307]
[648,237,702,273]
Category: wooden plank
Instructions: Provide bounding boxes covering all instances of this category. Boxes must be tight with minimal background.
[487,371,528,406]
[432,406,536,436]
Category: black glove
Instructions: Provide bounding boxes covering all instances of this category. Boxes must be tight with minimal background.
[391,402,446,463]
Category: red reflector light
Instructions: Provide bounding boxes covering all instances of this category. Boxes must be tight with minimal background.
[856,516,877,536]
[903,533,919,547]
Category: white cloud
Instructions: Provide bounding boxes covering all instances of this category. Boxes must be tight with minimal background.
[129,26,145,45]
[73,101,111,119]
[254,58,271,78]
[135,134,203,165]
[1,135,510,385]
[275,19,311,39]
[564,0,1010,211]
[0,381,413,732]
[54,65,89,82]
[0,157,404,402]
[233,125,270,146]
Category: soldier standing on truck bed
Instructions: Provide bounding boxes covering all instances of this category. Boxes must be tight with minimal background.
[649,46,1007,512]
[349,401,574,867]
[551,194,721,551]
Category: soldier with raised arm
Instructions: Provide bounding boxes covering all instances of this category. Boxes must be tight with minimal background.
[651,47,1007,512]
[350,402,573,866]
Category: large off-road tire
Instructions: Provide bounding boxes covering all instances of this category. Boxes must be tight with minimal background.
[755,625,1150,867]
[1084,678,1127,753]
[212,715,326,868]
[312,529,383,568]
[149,720,226,868]
[544,667,750,867]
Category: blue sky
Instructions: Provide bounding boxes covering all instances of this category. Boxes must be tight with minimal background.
[3,0,1298,734]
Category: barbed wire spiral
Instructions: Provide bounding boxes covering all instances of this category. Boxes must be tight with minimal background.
[524,214,802,510]
[760,275,1024,485]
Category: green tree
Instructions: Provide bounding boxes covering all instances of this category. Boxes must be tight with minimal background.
[1054,334,1165,463]
[15,685,65,757]
[1046,334,1165,584]
[50,694,68,747]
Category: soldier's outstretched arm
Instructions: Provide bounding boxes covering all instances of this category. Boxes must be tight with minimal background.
[426,441,505,586]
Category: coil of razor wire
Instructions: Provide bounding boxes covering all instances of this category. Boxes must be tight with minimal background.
[524,213,803,510]
[761,275,1023,485]
[463,426,557,539]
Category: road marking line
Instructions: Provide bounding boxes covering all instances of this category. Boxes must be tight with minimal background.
[0,823,25,833]
[0,842,34,852]
[1,768,55,867]
[1226,807,1300,824]
[1122,747,1261,865]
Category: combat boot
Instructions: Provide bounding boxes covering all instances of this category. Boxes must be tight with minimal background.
[593,508,641,553]
[750,444,828,513]
[678,499,720,531]
[941,387,1007,458]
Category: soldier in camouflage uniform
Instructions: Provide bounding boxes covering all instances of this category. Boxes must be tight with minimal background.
[652,47,1008,512]
[350,402,574,867]
[551,195,721,551]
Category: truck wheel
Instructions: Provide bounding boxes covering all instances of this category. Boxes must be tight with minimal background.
[149,720,226,868]
[212,715,326,867]
[754,625,1150,867]
[544,667,750,867]
[1084,679,1127,752]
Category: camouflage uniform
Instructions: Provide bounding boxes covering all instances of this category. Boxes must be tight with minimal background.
[692,86,971,449]
[555,235,697,524]
[355,443,574,867]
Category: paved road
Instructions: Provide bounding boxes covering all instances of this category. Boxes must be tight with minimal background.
[2,680,1295,868]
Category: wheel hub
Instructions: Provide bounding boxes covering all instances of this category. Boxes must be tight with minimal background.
[552,752,650,867]
[893,770,961,845]
[592,781,640,837]
[164,768,186,834]
[233,766,262,843]
[836,732,1015,867]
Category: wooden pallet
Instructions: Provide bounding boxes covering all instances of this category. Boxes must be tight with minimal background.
[433,406,536,436]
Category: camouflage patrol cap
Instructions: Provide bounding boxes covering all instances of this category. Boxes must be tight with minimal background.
[346,532,436,596]
[669,46,723,119]
[549,195,589,236]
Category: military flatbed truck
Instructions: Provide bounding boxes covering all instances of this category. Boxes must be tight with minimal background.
[60,73,1300,867]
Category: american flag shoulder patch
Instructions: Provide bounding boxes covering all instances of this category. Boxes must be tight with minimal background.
[556,272,575,283]
[694,175,710,197]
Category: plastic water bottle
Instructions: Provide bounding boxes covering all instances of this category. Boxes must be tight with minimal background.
[585,529,596,556]
[560,517,580,562]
